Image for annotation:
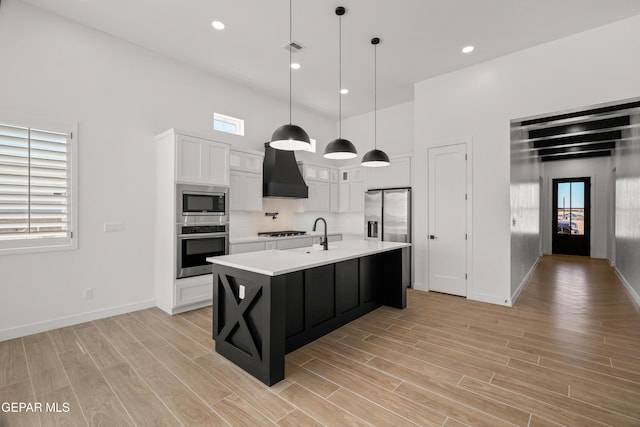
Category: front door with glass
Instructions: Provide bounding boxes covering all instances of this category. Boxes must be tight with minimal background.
[552,177,591,256]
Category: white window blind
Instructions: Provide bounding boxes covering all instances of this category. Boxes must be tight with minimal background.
[0,121,75,251]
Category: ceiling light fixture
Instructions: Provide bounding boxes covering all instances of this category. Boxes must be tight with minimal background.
[462,45,474,54]
[340,88,349,95]
[270,0,311,151]
[290,62,301,70]
[361,37,390,167]
[211,21,225,30]
[324,6,357,160]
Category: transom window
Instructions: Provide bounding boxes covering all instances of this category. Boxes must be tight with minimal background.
[0,117,77,254]
[213,112,244,136]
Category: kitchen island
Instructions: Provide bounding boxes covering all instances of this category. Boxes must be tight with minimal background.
[209,240,411,385]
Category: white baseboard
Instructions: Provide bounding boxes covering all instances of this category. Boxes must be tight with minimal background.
[469,293,511,306]
[511,257,541,306]
[615,267,640,308]
[0,299,156,342]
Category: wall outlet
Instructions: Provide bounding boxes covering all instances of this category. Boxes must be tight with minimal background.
[84,288,93,300]
[239,285,245,300]
[104,222,125,233]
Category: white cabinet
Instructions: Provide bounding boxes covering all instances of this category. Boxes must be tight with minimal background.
[298,162,338,213]
[277,237,313,250]
[330,182,338,212]
[338,166,365,212]
[229,149,264,212]
[230,241,266,254]
[154,128,231,315]
[304,181,331,212]
[364,155,412,189]
[176,134,230,186]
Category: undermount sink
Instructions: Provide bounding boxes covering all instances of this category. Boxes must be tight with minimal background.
[293,244,338,253]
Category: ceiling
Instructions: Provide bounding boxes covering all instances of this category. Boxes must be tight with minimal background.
[513,100,640,162]
[17,0,640,119]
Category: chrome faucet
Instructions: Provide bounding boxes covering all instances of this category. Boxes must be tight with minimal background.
[312,217,328,250]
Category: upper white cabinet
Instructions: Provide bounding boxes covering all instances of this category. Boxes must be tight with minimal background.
[338,166,365,212]
[364,155,412,189]
[176,133,230,186]
[298,162,339,213]
[230,149,264,212]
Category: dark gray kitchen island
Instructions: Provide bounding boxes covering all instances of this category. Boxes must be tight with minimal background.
[209,240,411,385]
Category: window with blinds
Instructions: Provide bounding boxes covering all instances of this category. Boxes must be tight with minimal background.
[0,119,77,253]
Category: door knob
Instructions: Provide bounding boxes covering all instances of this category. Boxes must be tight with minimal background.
[429,235,437,239]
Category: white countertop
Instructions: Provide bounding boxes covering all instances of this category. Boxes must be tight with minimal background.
[209,239,410,276]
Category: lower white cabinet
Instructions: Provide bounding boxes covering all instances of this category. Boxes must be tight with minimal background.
[230,234,343,255]
[276,237,313,250]
[173,275,212,314]
[230,171,262,211]
[230,241,266,254]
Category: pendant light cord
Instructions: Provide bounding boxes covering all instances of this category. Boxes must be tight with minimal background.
[338,12,342,138]
[289,0,292,125]
[374,41,377,149]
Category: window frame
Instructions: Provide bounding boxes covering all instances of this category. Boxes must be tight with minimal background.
[0,113,78,255]
[213,112,245,136]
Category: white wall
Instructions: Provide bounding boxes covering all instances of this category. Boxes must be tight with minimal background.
[414,14,640,306]
[340,101,414,166]
[510,128,541,298]
[541,157,611,258]
[0,0,335,340]
[613,112,640,302]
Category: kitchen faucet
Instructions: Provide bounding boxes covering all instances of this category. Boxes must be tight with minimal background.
[312,217,328,250]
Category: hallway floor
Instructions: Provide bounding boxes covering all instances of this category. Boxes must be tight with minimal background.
[1,255,639,426]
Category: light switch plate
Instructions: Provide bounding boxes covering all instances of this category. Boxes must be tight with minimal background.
[104,222,125,233]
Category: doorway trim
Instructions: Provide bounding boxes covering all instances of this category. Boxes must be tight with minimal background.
[425,136,473,299]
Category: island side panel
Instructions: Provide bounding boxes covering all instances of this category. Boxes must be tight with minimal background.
[213,265,286,385]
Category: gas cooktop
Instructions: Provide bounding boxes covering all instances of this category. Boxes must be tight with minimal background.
[258,230,307,237]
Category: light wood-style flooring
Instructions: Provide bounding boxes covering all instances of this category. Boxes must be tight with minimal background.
[1,255,639,426]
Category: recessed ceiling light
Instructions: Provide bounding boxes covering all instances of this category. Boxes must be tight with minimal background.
[211,21,225,30]
[290,62,301,70]
[340,88,349,95]
[462,45,474,54]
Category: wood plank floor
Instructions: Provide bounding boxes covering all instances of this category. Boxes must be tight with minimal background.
[2,254,639,426]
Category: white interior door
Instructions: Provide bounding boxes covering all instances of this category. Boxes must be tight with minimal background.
[428,143,467,296]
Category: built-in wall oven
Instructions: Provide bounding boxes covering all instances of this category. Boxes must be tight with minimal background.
[177,224,229,279]
[176,184,229,279]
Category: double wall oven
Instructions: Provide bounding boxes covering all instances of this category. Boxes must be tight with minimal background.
[176,184,229,279]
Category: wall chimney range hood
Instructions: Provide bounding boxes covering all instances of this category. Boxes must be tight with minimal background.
[263,143,308,198]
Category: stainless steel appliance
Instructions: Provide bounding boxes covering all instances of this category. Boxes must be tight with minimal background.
[258,230,307,237]
[365,188,411,243]
[176,184,228,225]
[365,188,412,285]
[177,223,229,279]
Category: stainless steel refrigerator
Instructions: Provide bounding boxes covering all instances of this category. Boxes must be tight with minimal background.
[365,188,412,285]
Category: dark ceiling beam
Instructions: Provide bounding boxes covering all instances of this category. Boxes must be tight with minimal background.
[528,116,630,139]
[521,100,640,126]
[536,141,615,157]
[532,130,621,149]
[540,150,612,162]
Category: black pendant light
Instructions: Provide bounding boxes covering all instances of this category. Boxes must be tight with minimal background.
[361,37,390,167]
[270,0,311,151]
[323,6,357,160]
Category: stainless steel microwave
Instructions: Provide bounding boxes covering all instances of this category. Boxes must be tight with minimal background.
[176,184,228,224]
